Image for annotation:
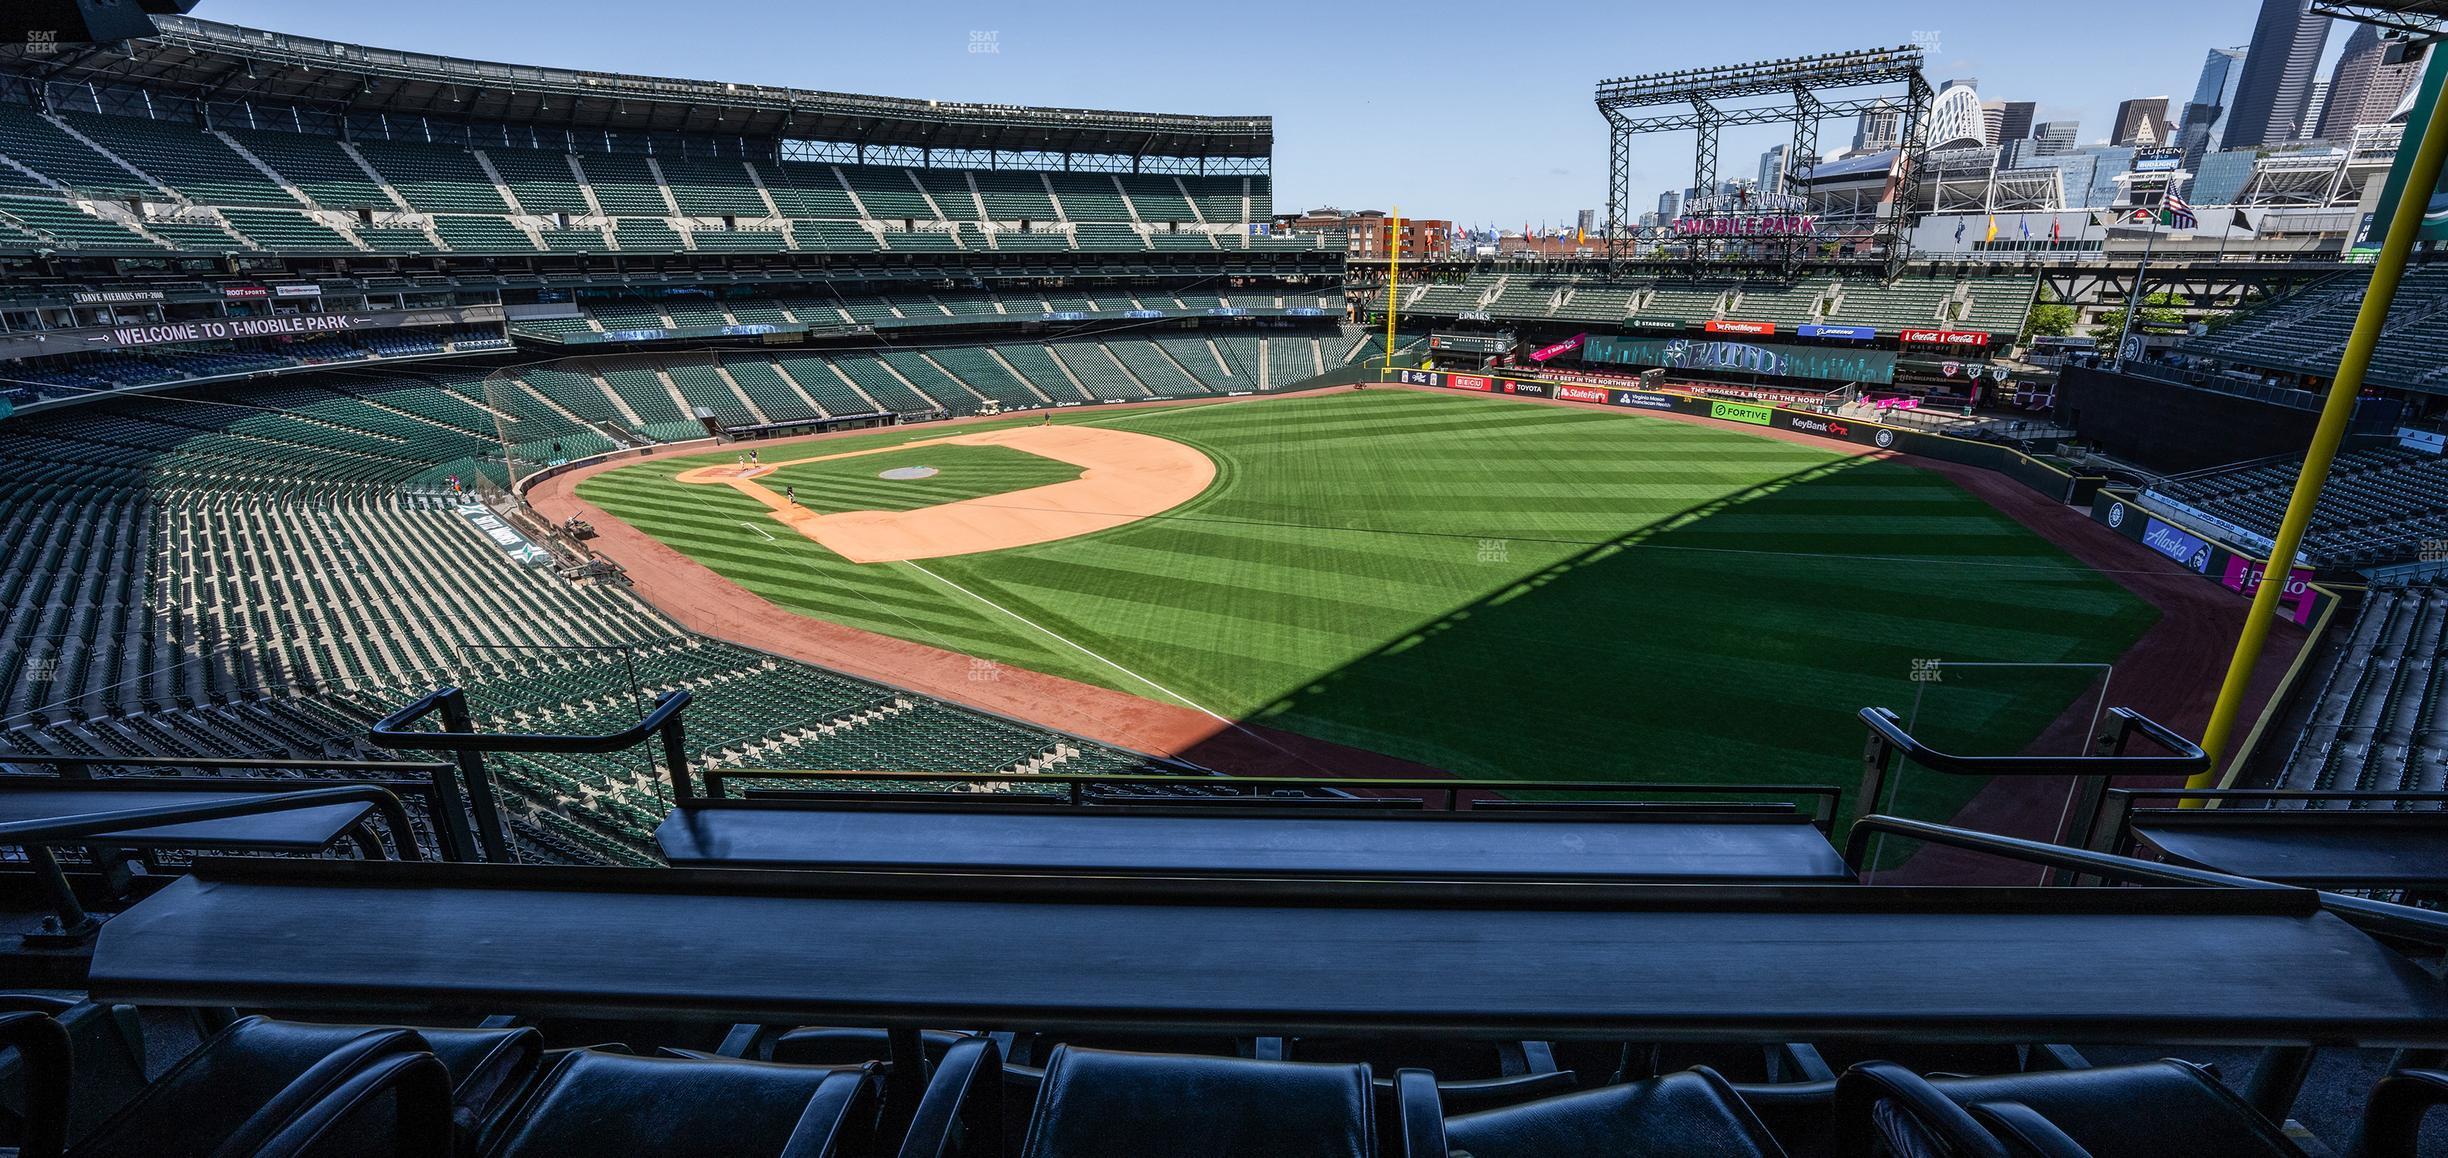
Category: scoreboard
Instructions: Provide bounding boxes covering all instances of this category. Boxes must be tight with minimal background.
[1427,331,1515,355]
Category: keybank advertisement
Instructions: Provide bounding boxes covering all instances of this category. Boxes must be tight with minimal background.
[1582,335,1895,385]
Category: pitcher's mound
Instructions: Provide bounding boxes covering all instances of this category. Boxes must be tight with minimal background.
[879,465,939,480]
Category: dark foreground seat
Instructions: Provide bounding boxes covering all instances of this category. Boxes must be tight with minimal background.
[897,1038,1447,1158]
[0,998,148,1147]
[71,1016,435,1158]
[479,1048,879,1158]
[1835,1059,2302,1157]
[1440,1066,1787,1158]
[1286,1036,1579,1115]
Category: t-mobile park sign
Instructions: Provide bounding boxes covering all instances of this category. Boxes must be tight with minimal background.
[1673,214,1820,237]
[0,305,503,361]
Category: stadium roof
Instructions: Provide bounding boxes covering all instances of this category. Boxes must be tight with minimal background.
[0,15,1273,158]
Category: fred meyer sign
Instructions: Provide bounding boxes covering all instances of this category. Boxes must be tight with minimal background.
[1704,320,1775,335]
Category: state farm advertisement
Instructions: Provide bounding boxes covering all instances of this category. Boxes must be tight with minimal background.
[1705,320,1776,336]
[1553,384,1610,404]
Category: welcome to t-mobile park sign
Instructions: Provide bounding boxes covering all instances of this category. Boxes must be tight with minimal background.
[0,305,504,362]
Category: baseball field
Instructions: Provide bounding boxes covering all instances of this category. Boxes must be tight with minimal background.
[574,388,2159,820]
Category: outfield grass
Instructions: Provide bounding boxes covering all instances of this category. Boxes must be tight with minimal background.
[579,390,2157,820]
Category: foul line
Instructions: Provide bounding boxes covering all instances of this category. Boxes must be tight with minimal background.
[896,559,1326,772]
[740,522,776,541]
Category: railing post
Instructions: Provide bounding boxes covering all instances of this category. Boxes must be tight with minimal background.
[23,846,99,946]
[435,689,511,863]
[2053,716,2129,885]
[658,702,694,806]
[420,747,480,865]
[1857,717,1895,826]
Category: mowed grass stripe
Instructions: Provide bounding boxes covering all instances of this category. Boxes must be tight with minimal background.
[584,389,2159,821]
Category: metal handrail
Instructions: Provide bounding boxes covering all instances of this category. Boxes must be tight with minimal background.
[1,784,423,944]
[2089,787,2448,863]
[1857,705,2209,856]
[1844,814,2448,947]
[368,686,694,862]
[694,767,1847,833]
[0,752,463,860]
[0,785,422,854]
[1859,705,2207,776]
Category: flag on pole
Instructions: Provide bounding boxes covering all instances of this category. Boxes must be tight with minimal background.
[1953,219,1966,243]
[2050,217,2061,241]
[2019,215,2029,239]
[1984,215,1997,243]
[2163,194,2198,230]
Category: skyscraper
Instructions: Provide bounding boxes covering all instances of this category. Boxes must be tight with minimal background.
[1756,144,1789,195]
[2113,97,2173,146]
[2299,81,2331,140]
[2031,121,2080,156]
[1851,100,1901,152]
[1657,191,1680,220]
[2317,23,2422,139]
[2178,47,2249,166]
[1995,101,2037,145]
[2225,0,2332,148]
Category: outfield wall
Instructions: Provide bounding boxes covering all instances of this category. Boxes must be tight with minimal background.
[2084,491,2339,629]
[1390,367,2102,505]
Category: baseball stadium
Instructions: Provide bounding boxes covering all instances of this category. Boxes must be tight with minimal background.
[0,3,2445,1155]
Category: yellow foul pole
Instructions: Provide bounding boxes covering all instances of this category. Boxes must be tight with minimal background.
[1381,206,1401,377]
[2192,84,2448,791]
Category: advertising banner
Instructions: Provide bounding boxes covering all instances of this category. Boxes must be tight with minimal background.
[2363,42,2448,246]
[1612,389,1678,410]
[1584,334,1896,386]
[1500,380,1547,396]
[1552,383,1610,404]
[1704,320,1776,335]
[1528,333,1587,362]
[1710,400,1774,426]
[1797,324,1876,340]
[1782,413,1855,439]
[1899,329,1990,347]
[2140,517,2214,572]
[1446,373,1494,392]
[2220,558,2319,623]
[221,285,269,299]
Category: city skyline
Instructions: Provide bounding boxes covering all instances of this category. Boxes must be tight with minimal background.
[204,0,2375,228]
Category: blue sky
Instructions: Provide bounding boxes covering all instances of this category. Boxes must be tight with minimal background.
[204,0,2305,228]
